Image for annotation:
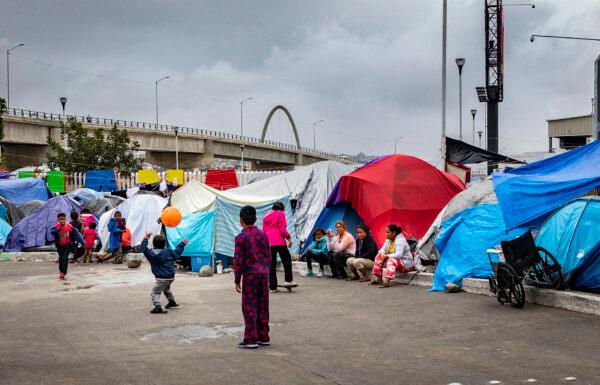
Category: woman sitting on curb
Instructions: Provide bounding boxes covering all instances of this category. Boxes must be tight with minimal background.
[346,224,378,281]
[301,228,329,277]
[326,220,356,279]
[371,224,414,288]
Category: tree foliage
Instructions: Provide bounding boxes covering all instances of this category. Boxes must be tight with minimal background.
[47,118,144,173]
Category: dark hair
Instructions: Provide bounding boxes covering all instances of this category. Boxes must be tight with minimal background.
[89,222,97,230]
[240,205,257,226]
[82,208,91,214]
[70,210,79,221]
[387,224,402,235]
[272,201,285,211]
[153,234,166,249]
[57,212,66,219]
[356,224,370,234]
[114,211,122,217]
[313,228,325,240]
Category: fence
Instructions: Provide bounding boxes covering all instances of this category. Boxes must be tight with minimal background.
[33,170,284,192]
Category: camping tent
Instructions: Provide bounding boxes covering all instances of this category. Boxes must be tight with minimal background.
[0,178,51,206]
[313,155,465,246]
[67,188,102,204]
[170,180,220,215]
[18,200,45,217]
[98,193,167,249]
[166,211,215,271]
[0,218,12,248]
[535,197,600,290]
[0,197,23,225]
[226,161,356,243]
[4,196,81,252]
[83,196,125,217]
[493,139,600,229]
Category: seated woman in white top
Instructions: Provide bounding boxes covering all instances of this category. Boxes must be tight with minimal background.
[370,224,414,288]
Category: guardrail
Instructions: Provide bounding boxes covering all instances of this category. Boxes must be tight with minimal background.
[5,108,346,160]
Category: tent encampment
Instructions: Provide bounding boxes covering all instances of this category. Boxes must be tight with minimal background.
[83,196,125,217]
[67,188,102,204]
[0,197,23,225]
[18,200,45,217]
[0,178,51,206]
[311,155,465,246]
[0,217,11,248]
[166,211,215,271]
[4,196,81,252]
[170,180,219,215]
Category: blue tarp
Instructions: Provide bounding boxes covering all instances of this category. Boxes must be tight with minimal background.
[84,170,118,192]
[67,188,102,204]
[572,243,600,291]
[0,203,6,222]
[0,178,51,206]
[166,211,215,258]
[431,204,530,291]
[4,196,81,252]
[302,202,364,253]
[493,140,600,229]
[0,218,12,248]
[214,196,298,258]
[535,198,600,289]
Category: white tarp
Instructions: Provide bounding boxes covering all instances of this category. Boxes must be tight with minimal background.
[224,161,356,243]
[98,193,167,249]
[414,178,497,269]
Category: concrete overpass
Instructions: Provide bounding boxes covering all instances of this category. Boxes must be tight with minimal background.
[1,108,350,170]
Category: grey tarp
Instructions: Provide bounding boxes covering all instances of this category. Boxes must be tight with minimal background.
[18,200,45,217]
[0,197,24,226]
[83,196,125,217]
[414,179,498,270]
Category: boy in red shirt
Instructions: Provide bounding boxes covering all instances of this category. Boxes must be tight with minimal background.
[50,212,83,280]
[234,205,271,349]
[82,222,98,263]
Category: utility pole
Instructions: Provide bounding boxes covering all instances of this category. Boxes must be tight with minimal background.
[240,97,253,171]
[441,0,448,169]
[6,43,24,109]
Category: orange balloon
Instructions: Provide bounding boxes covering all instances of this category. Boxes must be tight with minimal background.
[160,207,182,228]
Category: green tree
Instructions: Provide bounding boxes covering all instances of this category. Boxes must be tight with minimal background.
[47,117,144,173]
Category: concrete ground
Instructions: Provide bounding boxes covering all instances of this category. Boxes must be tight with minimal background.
[1,261,599,385]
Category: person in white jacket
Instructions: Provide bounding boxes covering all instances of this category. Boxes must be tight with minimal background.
[370,224,414,287]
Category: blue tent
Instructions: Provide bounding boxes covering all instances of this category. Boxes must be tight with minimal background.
[84,170,118,192]
[0,202,7,222]
[214,196,298,258]
[493,139,600,229]
[0,178,51,206]
[4,196,81,252]
[302,202,364,253]
[67,188,102,204]
[431,204,531,291]
[535,197,600,290]
[0,218,12,248]
[166,211,215,258]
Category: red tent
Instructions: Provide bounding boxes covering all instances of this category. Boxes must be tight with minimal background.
[204,169,239,190]
[325,155,465,244]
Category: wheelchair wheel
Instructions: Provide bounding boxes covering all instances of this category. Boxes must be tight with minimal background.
[496,263,525,308]
[524,247,564,290]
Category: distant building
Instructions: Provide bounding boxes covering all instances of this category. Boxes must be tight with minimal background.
[547,115,594,152]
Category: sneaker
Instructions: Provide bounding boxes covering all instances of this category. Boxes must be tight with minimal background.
[238,341,258,349]
[165,301,179,309]
[59,273,65,280]
[317,270,325,278]
[258,341,271,346]
[270,289,279,293]
[300,270,314,277]
[150,306,167,314]
[283,281,297,287]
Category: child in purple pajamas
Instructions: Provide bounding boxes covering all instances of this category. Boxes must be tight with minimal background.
[234,205,271,349]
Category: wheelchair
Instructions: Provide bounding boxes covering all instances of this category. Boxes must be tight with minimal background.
[487,229,563,308]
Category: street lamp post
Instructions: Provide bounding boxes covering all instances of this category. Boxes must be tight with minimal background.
[174,126,179,170]
[470,109,477,145]
[455,58,466,141]
[441,0,448,170]
[530,34,600,43]
[394,136,403,154]
[155,76,170,129]
[59,97,67,116]
[240,97,253,171]
[312,119,324,151]
[478,130,484,148]
[6,43,24,109]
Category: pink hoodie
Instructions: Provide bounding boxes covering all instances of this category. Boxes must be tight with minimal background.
[262,210,290,247]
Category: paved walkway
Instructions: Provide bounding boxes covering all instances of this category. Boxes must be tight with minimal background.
[0,262,599,385]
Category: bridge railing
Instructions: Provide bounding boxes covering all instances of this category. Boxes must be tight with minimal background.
[5,108,346,160]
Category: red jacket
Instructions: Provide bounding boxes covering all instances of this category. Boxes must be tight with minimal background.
[262,210,290,247]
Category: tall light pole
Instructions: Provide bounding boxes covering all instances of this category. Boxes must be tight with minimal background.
[530,34,600,43]
[6,43,24,109]
[155,75,169,129]
[470,109,477,145]
[59,97,67,116]
[173,126,179,170]
[455,58,465,141]
[394,136,403,154]
[240,97,253,171]
[477,130,483,148]
[441,0,448,169]
[312,119,324,151]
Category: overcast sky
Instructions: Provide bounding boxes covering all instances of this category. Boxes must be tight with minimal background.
[1,0,598,165]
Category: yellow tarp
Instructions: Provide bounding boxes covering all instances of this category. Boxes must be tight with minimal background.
[166,170,185,185]
[137,170,160,185]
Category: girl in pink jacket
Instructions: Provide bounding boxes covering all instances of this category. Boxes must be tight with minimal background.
[262,201,295,292]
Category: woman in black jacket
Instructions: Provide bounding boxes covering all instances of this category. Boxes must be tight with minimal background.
[345,224,378,281]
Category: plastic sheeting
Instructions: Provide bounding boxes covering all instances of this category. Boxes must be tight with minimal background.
[4,196,81,252]
[0,178,50,206]
[214,195,298,258]
[82,196,125,217]
[0,218,12,248]
[67,188,102,204]
[166,211,215,258]
[227,161,356,243]
[85,170,118,192]
[170,180,220,215]
[302,202,364,253]
[204,169,239,190]
[572,243,600,291]
[98,194,167,249]
[535,198,600,288]
[446,137,522,164]
[0,197,23,225]
[493,139,600,229]
[18,200,45,217]
[431,204,529,291]
[137,170,160,185]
